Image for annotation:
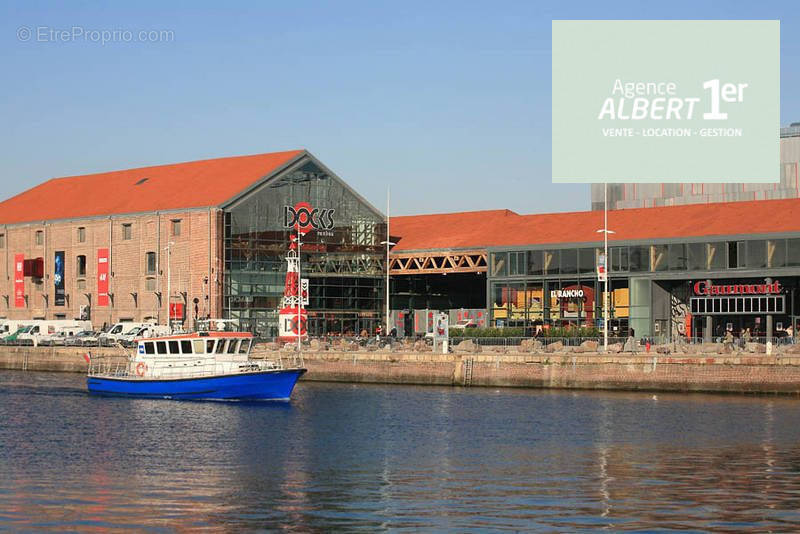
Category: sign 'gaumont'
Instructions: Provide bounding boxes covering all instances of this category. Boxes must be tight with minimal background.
[552,20,779,183]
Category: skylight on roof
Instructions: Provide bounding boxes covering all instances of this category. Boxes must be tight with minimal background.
[135,178,149,185]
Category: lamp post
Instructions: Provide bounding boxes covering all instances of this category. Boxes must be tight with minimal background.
[380,186,396,337]
[596,183,615,353]
[165,241,174,331]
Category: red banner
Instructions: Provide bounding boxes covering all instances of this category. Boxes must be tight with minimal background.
[97,248,109,306]
[14,253,24,307]
[169,302,184,320]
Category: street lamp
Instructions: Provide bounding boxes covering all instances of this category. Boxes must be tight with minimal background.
[380,185,395,337]
[596,183,616,353]
[164,241,174,331]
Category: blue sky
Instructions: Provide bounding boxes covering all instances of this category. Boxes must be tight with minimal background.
[1,1,798,216]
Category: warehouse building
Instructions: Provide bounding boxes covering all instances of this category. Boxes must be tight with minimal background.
[0,150,386,336]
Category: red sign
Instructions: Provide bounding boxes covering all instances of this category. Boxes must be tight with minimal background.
[97,248,109,306]
[14,253,24,307]
[693,280,781,296]
[169,302,184,320]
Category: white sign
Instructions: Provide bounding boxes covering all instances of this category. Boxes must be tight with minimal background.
[550,289,585,299]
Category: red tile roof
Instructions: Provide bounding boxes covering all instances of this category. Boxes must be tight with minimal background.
[390,209,521,251]
[391,198,800,252]
[0,150,304,224]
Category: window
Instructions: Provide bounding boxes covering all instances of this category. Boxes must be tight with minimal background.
[508,251,525,276]
[77,255,87,276]
[543,250,560,275]
[527,250,544,275]
[687,242,705,271]
[35,230,43,246]
[144,342,155,355]
[651,245,668,272]
[145,278,156,291]
[171,219,182,237]
[789,238,800,266]
[746,240,767,269]
[768,239,786,268]
[611,247,628,272]
[706,242,725,270]
[215,340,226,354]
[146,252,157,274]
[491,252,507,277]
[122,223,132,240]
[168,340,179,354]
[560,249,577,275]
[206,340,215,353]
[728,241,745,269]
[238,339,251,354]
[193,340,205,354]
[77,279,86,290]
[629,246,649,272]
[77,227,86,243]
[0,233,5,248]
[180,340,193,354]
[668,244,687,271]
[578,249,596,274]
[227,339,238,354]
[156,341,167,354]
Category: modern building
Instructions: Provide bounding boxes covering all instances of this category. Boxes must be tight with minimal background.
[388,199,800,341]
[0,150,386,336]
[590,125,800,210]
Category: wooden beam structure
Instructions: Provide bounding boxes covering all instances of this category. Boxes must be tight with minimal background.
[388,250,487,275]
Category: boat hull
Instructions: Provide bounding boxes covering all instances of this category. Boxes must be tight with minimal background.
[87,368,306,400]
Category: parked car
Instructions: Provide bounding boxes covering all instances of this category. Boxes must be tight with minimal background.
[119,324,171,347]
[39,331,71,346]
[65,331,100,346]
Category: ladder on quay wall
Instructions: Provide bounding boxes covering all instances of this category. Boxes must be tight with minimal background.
[464,357,474,387]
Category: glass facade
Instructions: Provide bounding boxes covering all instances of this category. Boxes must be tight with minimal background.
[489,237,800,338]
[223,159,386,337]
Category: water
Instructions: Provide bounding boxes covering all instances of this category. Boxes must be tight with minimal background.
[2,371,800,532]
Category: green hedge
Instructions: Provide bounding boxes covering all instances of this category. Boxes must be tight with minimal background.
[451,326,600,338]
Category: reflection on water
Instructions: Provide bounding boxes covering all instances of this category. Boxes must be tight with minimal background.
[2,371,800,531]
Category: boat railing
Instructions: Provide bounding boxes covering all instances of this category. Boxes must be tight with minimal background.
[89,354,283,380]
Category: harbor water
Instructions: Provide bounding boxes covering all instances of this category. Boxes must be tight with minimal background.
[2,370,800,531]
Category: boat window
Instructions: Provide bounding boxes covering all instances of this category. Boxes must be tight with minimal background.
[180,340,192,354]
[227,339,238,354]
[156,341,167,354]
[193,340,205,354]
[168,340,179,354]
[215,339,226,354]
[238,339,251,354]
[206,340,216,353]
[144,342,155,355]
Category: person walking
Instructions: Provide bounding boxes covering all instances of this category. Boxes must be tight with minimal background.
[742,327,751,349]
[723,329,734,353]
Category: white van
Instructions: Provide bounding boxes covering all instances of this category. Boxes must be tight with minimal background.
[0,320,34,339]
[99,322,155,346]
[16,320,93,347]
[119,324,171,347]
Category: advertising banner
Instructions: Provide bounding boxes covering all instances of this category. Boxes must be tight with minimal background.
[14,253,24,307]
[97,248,109,306]
[54,251,65,306]
[552,20,779,183]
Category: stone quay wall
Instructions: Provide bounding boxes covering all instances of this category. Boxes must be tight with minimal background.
[4,342,800,395]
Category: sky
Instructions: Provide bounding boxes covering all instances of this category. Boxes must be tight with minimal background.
[1,1,799,217]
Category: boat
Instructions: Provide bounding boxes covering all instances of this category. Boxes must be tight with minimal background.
[86,331,306,401]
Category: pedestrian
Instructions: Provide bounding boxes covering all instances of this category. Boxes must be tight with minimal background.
[723,329,734,352]
[390,326,397,339]
[742,327,751,348]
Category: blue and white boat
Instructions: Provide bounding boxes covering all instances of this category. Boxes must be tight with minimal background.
[87,331,306,401]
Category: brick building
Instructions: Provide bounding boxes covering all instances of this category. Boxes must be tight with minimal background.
[0,150,386,335]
